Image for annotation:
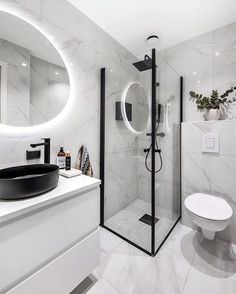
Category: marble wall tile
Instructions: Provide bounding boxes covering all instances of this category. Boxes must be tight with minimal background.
[0,0,138,185]
[0,38,30,126]
[30,55,69,125]
[135,52,181,223]
[160,31,213,122]
[213,23,236,91]
[103,54,141,220]
[182,121,236,243]
[172,22,236,245]
[160,22,236,122]
[0,32,70,127]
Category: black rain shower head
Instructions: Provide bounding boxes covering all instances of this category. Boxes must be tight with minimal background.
[133,54,154,72]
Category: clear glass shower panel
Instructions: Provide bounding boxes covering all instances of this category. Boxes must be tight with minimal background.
[101,49,181,256]
[154,53,181,252]
[103,54,153,253]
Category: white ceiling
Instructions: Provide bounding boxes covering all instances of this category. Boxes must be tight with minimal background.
[68,0,236,56]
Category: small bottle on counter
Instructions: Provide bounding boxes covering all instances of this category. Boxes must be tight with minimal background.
[65,151,71,170]
[57,147,66,169]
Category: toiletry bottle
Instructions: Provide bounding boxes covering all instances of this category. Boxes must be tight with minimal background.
[65,151,71,170]
[57,147,66,169]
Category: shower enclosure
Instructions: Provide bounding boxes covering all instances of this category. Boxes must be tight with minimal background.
[100,48,182,256]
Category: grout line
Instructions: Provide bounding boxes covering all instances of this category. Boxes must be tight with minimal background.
[99,277,123,294]
[96,253,127,294]
[95,228,148,294]
[85,276,121,294]
[181,264,192,294]
[92,227,125,278]
[100,227,125,254]
[101,276,123,294]
[181,233,203,293]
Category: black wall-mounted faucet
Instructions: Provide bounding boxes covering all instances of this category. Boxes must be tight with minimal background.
[30,138,50,164]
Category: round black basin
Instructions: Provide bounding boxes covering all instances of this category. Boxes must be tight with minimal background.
[0,164,59,200]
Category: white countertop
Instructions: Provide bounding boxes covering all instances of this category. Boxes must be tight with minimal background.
[0,175,101,224]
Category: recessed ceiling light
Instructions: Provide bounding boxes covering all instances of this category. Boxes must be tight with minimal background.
[55,72,59,75]
[147,35,159,45]
[197,80,201,84]
[192,71,197,75]
[215,51,220,56]
[21,62,27,67]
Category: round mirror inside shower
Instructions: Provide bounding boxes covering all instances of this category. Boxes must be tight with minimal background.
[121,82,149,134]
[0,11,70,127]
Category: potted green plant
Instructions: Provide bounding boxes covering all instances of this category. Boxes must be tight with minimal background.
[189,87,236,120]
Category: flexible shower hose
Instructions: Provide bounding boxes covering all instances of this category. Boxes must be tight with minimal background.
[144,121,163,173]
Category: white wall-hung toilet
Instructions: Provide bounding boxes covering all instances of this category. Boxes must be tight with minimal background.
[184,193,233,240]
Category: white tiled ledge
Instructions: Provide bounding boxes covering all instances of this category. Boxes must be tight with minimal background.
[182,119,236,124]
[0,175,101,224]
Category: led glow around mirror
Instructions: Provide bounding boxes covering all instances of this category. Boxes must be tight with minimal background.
[0,11,70,127]
[121,82,149,135]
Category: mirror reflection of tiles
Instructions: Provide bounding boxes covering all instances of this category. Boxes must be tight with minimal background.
[0,1,235,293]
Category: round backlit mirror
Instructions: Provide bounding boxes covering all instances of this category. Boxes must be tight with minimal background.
[0,11,70,127]
[121,82,149,134]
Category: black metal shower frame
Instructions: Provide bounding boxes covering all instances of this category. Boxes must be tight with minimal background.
[100,49,183,256]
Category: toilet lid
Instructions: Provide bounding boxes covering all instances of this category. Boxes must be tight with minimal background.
[185,193,233,221]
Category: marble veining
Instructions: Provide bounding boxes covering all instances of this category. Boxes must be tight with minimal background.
[30,55,69,125]
[0,37,30,126]
[160,22,236,122]
[75,224,236,294]
[182,121,236,244]
[0,0,142,180]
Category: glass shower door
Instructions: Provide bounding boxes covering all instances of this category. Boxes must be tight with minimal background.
[100,48,182,256]
[153,53,181,253]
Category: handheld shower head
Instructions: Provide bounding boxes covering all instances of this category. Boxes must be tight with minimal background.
[156,132,165,137]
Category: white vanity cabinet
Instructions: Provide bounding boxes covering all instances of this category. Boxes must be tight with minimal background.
[0,175,101,294]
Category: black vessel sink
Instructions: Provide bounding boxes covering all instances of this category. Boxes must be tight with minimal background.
[0,164,59,200]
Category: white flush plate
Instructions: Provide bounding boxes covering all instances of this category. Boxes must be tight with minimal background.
[202,133,220,153]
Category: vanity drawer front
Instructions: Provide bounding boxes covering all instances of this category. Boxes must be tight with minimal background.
[0,187,99,293]
[7,228,100,294]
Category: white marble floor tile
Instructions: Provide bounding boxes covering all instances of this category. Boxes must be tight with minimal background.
[183,264,236,294]
[88,224,236,294]
[122,246,192,294]
[93,241,151,289]
[86,277,120,294]
[164,223,201,261]
[99,227,123,262]
[183,237,236,294]
[192,236,236,279]
[114,245,191,294]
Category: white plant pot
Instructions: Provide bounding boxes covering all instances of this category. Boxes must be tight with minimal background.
[204,109,221,121]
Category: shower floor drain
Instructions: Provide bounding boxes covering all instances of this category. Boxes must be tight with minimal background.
[139,214,159,226]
